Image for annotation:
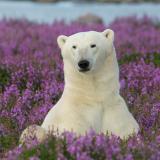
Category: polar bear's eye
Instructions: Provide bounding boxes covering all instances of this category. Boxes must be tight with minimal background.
[90,44,96,48]
[72,45,77,49]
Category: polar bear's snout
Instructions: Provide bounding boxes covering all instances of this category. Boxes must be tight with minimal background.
[78,60,90,72]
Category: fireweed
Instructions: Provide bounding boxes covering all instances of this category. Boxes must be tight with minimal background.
[0,16,159,159]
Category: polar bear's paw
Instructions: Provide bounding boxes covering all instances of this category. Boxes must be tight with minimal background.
[19,125,47,144]
[118,123,140,140]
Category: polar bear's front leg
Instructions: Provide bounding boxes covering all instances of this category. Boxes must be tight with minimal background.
[102,96,139,139]
[41,108,91,136]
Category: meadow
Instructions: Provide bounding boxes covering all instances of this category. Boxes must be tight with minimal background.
[0,16,160,159]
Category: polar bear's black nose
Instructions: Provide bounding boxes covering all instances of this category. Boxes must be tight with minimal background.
[78,60,90,71]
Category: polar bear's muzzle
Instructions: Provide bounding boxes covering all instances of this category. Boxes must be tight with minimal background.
[78,60,90,72]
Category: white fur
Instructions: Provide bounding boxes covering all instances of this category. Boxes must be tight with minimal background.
[41,29,139,139]
[20,29,139,142]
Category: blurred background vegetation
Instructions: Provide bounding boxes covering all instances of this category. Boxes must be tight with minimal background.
[5,0,160,3]
[0,0,159,25]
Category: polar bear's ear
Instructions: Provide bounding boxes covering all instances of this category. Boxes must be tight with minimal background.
[57,35,68,49]
[102,29,114,42]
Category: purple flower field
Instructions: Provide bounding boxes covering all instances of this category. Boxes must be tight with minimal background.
[0,16,160,159]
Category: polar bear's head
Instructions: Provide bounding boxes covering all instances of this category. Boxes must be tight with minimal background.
[57,29,114,73]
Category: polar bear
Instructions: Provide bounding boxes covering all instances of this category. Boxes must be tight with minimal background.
[20,29,139,143]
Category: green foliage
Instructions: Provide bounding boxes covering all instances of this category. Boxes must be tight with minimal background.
[0,135,18,151]
[19,136,57,160]
[119,53,160,66]
[0,117,17,130]
[0,117,19,155]
[0,66,11,92]
[19,148,37,160]
[118,54,140,65]
[61,138,75,160]
[153,53,160,66]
